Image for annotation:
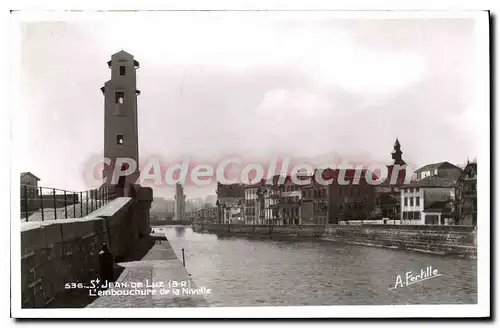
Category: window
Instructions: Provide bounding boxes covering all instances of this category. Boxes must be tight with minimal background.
[410,197,414,206]
[403,211,408,220]
[120,66,126,75]
[416,197,420,206]
[117,134,124,145]
[415,188,420,193]
[115,92,124,104]
[404,197,408,206]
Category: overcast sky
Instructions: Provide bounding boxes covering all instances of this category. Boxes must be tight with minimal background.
[15,12,481,198]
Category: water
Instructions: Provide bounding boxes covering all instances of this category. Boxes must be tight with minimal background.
[157,226,477,307]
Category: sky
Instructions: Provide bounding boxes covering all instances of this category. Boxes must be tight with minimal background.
[14,12,482,199]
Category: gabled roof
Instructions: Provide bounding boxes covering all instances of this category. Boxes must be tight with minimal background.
[464,162,477,175]
[400,175,457,189]
[20,172,40,181]
[415,161,461,173]
[112,50,134,58]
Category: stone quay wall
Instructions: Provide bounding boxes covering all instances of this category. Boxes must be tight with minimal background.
[192,223,476,258]
[20,187,153,308]
[322,224,477,258]
[192,223,325,238]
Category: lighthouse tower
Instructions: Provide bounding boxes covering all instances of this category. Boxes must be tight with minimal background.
[101,50,141,184]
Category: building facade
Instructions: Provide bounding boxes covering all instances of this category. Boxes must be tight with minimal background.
[217,183,245,224]
[20,172,40,215]
[174,183,186,221]
[300,176,328,225]
[188,206,217,223]
[456,162,477,226]
[400,177,459,225]
[414,161,462,181]
[327,169,377,224]
[243,182,263,224]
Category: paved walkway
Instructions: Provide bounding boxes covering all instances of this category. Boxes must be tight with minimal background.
[87,239,209,308]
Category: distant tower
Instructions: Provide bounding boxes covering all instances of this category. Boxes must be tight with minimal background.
[391,138,406,166]
[174,183,186,221]
[101,50,141,184]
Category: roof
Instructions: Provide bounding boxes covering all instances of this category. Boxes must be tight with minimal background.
[216,183,245,198]
[20,172,40,181]
[399,175,457,189]
[414,161,461,173]
[112,50,134,58]
[464,162,477,175]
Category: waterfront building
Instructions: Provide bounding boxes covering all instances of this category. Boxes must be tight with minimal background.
[456,161,477,226]
[189,206,217,223]
[300,174,329,225]
[243,180,266,224]
[414,161,462,181]
[217,183,245,224]
[326,169,377,224]
[399,172,461,225]
[278,176,302,225]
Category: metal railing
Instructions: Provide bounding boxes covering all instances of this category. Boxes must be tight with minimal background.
[20,185,117,222]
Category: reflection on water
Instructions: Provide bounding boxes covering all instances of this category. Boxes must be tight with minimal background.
[174,226,186,237]
[159,226,477,307]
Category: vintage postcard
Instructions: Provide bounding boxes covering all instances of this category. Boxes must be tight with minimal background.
[9,9,490,319]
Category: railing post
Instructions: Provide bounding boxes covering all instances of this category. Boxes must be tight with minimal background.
[86,190,89,215]
[23,185,28,221]
[73,192,76,218]
[53,188,57,220]
[39,187,44,222]
[64,190,68,219]
[80,192,83,217]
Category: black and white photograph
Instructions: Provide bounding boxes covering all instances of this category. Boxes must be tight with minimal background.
[9,8,490,319]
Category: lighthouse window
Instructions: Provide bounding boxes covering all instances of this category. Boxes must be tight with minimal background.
[115,92,124,104]
[117,134,124,145]
[120,66,126,75]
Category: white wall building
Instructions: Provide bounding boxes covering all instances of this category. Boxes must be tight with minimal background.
[400,182,456,225]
